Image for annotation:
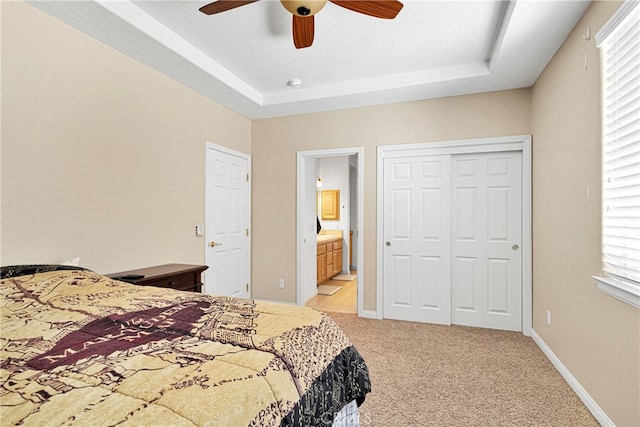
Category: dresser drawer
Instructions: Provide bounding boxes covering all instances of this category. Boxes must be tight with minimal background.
[108,264,208,293]
[144,272,199,292]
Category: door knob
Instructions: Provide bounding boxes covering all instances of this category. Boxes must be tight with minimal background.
[210,241,222,247]
[386,241,391,247]
[512,244,519,251]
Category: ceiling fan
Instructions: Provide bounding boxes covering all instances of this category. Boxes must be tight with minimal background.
[199,0,404,49]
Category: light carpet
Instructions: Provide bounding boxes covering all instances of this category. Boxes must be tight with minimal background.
[327,312,598,427]
[317,284,341,295]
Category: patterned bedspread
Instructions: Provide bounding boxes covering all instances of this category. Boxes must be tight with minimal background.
[0,267,370,426]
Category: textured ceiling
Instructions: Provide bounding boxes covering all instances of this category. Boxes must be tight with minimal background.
[28,0,591,119]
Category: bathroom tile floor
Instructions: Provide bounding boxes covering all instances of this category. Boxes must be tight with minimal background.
[305,274,357,313]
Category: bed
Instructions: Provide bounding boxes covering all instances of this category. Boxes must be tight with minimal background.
[0,265,371,426]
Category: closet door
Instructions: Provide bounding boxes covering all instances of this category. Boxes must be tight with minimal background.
[451,152,522,331]
[382,150,523,332]
[383,155,451,324]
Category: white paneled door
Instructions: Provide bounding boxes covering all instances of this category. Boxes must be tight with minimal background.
[383,155,452,324]
[451,152,522,331]
[383,151,522,331]
[206,145,250,299]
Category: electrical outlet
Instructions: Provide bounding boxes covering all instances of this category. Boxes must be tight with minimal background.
[546,310,552,326]
[278,279,285,289]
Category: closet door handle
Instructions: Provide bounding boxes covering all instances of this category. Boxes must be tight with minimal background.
[385,241,391,247]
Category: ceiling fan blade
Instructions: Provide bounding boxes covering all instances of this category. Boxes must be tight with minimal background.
[293,15,314,49]
[329,0,403,19]
[199,0,259,15]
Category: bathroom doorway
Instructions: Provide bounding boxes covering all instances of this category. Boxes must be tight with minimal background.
[296,148,364,316]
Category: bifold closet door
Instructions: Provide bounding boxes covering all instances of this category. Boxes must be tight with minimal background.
[383,151,523,332]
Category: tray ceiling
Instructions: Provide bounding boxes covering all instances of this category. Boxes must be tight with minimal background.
[28,0,591,119]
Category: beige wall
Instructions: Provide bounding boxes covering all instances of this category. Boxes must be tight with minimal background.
[251,89,531,305]
[531,1,639,425]
[1,2,251,273]
[4,1,637,424]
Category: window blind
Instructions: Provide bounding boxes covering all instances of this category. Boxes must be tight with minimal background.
[596,2,640,284]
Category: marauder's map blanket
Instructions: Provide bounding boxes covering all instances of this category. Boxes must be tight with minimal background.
[0,267,370,426]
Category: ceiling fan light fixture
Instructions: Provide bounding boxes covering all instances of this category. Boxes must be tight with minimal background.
[280,0,327,17]
[199,0,404,50]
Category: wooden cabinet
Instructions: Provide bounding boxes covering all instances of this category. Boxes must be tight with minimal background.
[108,263,208,293]
[326,245,333,274]
[317,244,327,283]
[317,237,343,284]
[321,190,340,220]
[333,240,343,276]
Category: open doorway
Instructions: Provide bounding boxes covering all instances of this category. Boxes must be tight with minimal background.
[296,148,364,316]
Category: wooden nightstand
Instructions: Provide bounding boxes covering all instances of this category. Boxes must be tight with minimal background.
[108,263,208,293]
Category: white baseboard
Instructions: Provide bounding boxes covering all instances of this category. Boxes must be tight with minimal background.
[359,309,377,319]
[530,329,614,426]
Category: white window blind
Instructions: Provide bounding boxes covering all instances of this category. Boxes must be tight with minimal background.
[596,1,640,288]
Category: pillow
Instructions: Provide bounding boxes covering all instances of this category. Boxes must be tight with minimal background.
[0,264,88,279]
[61,257,81,266]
